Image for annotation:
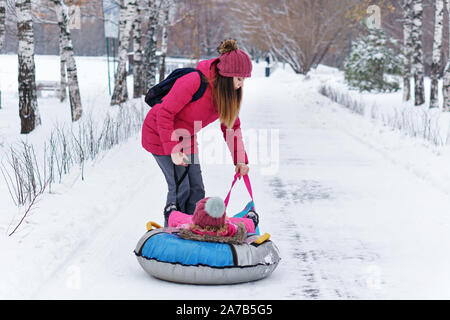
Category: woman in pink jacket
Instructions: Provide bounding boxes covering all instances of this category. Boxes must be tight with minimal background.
[141,39,252,226]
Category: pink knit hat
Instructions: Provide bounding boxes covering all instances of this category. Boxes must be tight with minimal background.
[216,39,252,78]
[192,197,226,228]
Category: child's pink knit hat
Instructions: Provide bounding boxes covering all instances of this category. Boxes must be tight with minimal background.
[216,39,252,78]
[192,197,226,228]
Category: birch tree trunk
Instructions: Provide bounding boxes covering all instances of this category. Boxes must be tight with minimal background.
[132,0,144,98]
[411,0,425,106]
[0,0,5,51]
[53,0,82,121]
[143,0,159,91]
[430,0,444,109]
[443,0,450,112]
[111,0,137,106]
[59,31,67,102]
[444,62,450,112]
[159,3,169,82]
[402,0,413,102]
[16,0,41,134]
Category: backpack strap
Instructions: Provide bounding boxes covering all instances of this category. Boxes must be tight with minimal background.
[145,68,207,107]
[191,70,207,103]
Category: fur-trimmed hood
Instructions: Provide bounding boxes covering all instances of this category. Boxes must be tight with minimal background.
[178,223,247,244]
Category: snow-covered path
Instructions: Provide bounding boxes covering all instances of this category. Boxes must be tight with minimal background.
[2,62,450,299]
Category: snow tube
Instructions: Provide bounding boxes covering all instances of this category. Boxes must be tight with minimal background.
[134,173,280,284]
[134,227,281,285]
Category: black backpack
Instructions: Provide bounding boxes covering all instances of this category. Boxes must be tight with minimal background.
[144,68,207,107]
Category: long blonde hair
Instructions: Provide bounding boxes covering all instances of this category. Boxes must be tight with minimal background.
[208,59,242,129]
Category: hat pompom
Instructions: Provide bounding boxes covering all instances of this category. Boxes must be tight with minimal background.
[205,197,226,218]
[192,196,227,228]
[217,38,238,54]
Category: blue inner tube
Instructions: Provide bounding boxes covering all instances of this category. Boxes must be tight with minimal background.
[134,201,280,284]
[140,232,235,267]
[135,229,281,284]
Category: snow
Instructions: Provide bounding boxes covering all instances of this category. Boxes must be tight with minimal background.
[1,55,450,299]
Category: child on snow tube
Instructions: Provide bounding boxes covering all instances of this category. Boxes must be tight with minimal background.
[168,196,259,244]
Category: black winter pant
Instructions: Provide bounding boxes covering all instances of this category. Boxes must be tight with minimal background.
[152,153,205,215]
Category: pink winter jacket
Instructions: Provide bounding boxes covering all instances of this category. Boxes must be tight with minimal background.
[168,210,256,235]
[141,58,248,165]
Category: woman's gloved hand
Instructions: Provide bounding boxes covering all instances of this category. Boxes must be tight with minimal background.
[171,151,189,166]
[235,162,249,179]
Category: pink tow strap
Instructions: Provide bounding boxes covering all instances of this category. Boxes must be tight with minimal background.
[224,172,254,209]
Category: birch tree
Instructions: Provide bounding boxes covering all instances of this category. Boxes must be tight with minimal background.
[411,0,425,106]
[402,0,413,102]
[443,0,450,112]
[159,1,170,81]
[59,30,67,102]
[0,0,5,50]
[132,0,144,98]
[52,0,82,121]
[111,0,137,106]
[16,0,41,134]
[430,0,444,109]
[143,0,160,91]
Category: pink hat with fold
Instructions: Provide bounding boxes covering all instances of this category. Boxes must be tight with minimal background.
[216,39,252,78]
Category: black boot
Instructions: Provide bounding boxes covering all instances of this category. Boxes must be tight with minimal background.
[164,202,178,227]
[246,210,259,228]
